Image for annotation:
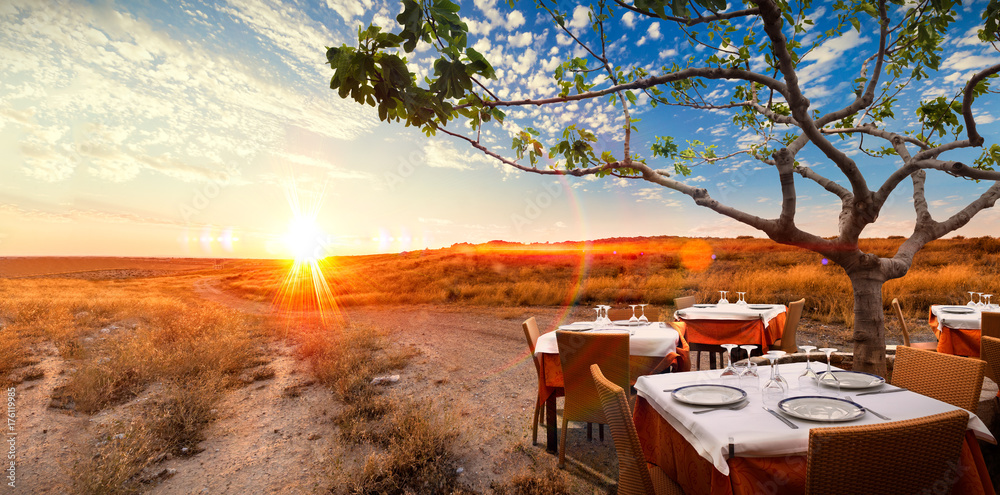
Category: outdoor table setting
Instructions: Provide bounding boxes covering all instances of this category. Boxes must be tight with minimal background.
[632,348,996,495]
[533,304,690,452]
[929,292,999,357]
[674,291,788,357]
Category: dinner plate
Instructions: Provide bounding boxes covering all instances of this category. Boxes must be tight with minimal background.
[748,305,773,310]
[558,322,594,331]
[818,370,885,389]
[940,306,976,314]
[693,304,716,308]
[612,320,645,326]
[672,385,747,406]
[778,396,866,422]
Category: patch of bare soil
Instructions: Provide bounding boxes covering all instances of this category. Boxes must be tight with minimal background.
[150,343,340,494]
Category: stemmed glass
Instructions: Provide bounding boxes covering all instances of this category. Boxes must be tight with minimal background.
[736,292,747,306]
[601,305,613,325]
[761,353,786,408]
[638,304,649,323]
[977,293,986,309]
[818,348,840,396]
[985,294,994,310]
[718,291,730,305]
[739,345,759,390]
[798,345,818,391]
[594,306,602,325]
[767,350,788,390]
[969,291,978,307]
[720,344,740,387]
[629,304,639,323]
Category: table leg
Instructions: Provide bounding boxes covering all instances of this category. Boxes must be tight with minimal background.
[546,393,558,453]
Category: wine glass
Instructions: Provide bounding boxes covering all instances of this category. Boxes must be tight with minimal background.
[761,353,786,408]
[736,292,747,306]
[818,348,840,396]
[969,291,977,307]
[601,305,613,325]
[984,294,993,310]
[977,293,986,309]
[638,304,649,323]
[720,344,740,387]
[629,304,639,323]
[718,291,730,305]
[798,345,818,391]
[594,306,602,324]
[767,350,788,390]
[739,345,759,390]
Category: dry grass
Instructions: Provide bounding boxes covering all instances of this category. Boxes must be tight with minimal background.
[490,469,571,495]
[219,236,1000,326]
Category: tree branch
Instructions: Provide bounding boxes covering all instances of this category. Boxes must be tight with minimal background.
[437,127,616,177]
[962,62,1000,147]
[913,159,1000,181]
[611,0,760,26]
[931,182,1000,237]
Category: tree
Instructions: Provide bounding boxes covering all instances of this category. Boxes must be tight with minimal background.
[326,0,1000,375]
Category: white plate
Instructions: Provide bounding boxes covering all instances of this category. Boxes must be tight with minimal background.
[940,306,976,314]
[778,396,866,422]
[819,371,885,389]
[558,322,594,331]
[748,305,773,310]
[672,385,747,406]
[612,320,645,326]
[693,304,716,308]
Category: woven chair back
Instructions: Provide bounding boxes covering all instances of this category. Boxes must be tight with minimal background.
[805,409,968,495]
[892,345,985,411]
[891,298,912,347]
[981,335,1000,386]
[591,364,654,495]
[674,296,696,310]
[522,317,543,371]
[778,298,805,353]
[983,312,1000,340]
[556,331,630,425]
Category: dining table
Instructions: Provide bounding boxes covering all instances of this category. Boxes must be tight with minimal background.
[929,305,991,357]
[674,303,788,365]
[533,321,689,452]
[633,362,996,495]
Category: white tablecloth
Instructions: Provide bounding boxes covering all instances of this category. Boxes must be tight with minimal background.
[931,305,984,331]
[674,304,787,330]
[533,322,679,358]
[634,362,995,475]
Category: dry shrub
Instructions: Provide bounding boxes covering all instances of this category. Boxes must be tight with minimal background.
[341,401,471,495]
[490,469,571,495]
[72,379,221,494]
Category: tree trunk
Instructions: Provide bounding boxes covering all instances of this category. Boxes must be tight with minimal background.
[850,271,888,377]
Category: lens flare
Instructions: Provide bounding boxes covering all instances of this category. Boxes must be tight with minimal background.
[274,178,341,325]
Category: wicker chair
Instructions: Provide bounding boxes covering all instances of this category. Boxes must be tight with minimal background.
[805,409,969,495]
[983,313,1000,381]
[674,296,696,310]
[892,345,985,411]
[773,298,805,353]
[591,364,684,495]
[522,317,563,445]
[891,298,939,351]
[982,335,1000,386]
[556,331,630,469]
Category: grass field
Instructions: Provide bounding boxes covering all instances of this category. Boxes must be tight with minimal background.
[220,236,1000,326]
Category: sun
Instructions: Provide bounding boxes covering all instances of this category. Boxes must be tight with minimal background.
[283,216,326,262]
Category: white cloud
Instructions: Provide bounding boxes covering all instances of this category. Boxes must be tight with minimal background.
[506,10,526,30]
[797,29,868,86]
[508,31,532,48]
[659,48,678,59]
[621,12,635,28]
[942,51,1000,71]
[325,0,374,24]
[646,22,662,40]
[424,140,493,170]
[568,5,590,30]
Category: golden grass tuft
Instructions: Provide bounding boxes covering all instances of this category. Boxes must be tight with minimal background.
[490,469,571,495]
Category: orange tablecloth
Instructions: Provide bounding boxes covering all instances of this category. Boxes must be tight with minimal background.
[676,313,787,353]
[930,310,980,357]
[633,397,994,495]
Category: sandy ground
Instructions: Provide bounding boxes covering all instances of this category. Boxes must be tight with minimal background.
[6,266,983,494]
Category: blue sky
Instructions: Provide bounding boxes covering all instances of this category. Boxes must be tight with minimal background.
[0,0,998,257]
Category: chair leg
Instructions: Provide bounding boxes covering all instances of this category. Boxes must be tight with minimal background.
[531,397,541,445]
[587,422,593,441]
[559,416,569,469]
[599,423,604,441]
[709,351,717,369]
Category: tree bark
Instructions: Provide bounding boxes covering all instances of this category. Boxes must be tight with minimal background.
[849,270,888,377]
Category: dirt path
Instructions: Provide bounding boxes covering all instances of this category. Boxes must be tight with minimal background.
[14,343,89,493]
[151,342,340,494]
